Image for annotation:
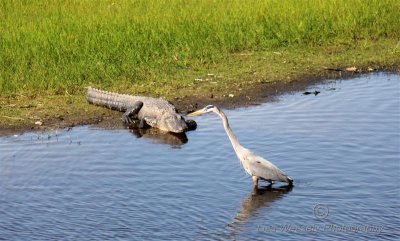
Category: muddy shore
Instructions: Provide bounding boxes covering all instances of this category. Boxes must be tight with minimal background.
[1,67,398,137]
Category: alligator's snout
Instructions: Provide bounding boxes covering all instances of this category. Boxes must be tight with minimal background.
[166,115,188,133]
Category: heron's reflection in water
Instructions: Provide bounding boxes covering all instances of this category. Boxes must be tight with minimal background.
[227,185,292,236]
[130,127,188,148]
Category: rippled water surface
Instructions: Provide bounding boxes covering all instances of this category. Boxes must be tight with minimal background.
[1,73,399,240]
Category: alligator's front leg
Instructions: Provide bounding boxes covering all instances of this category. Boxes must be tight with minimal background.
[122,101,144,124]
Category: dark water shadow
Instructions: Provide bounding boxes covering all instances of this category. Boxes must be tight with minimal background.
[91,117,189,148]
[226,184,293,238]
[129,127,188,148]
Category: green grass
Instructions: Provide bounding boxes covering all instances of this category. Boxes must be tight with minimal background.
[1,0,399,96]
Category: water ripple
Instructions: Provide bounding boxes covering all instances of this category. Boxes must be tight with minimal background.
[0,73,399,240]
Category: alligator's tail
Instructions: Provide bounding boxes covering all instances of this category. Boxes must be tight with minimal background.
[87,87,134,111]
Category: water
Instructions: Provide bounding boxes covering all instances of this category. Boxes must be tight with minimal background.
[1,73,399,240]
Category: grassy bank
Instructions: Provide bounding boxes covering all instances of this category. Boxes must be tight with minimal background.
[1,0,399,95]
[0,0,399,132]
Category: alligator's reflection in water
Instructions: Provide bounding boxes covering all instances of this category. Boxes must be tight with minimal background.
[93,117,189,148]
[129,127,188,148]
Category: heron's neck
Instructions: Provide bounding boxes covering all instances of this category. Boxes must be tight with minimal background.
[217,110,241,151]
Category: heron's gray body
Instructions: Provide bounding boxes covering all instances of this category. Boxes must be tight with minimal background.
[87,87,192,133]
[188,105,293,187]
[237,146,292,183]
[219,109,293,185]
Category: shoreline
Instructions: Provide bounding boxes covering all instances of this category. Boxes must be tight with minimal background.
[1,65,398,137]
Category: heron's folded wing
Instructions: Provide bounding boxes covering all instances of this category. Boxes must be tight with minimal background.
[246,153,289,182]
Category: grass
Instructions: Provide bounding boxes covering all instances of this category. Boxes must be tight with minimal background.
[1,0,399,95]
[0,0,399,131]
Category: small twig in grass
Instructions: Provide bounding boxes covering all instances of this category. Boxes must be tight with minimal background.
[2,116,24,121]
[322,66,358,72]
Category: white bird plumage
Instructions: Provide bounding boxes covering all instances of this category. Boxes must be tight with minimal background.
[188,105,293,187]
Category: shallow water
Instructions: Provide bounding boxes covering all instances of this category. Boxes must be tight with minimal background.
[1,73,399,240]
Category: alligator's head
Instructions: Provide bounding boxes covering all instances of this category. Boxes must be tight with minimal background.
[161,114,188,133]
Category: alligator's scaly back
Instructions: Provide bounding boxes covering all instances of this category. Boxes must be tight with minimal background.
[87,87,139,111]
[87,87,190,133]
[87,87,177,114]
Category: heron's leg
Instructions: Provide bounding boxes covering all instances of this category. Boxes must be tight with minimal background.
[122,101,143,124]
[252,176,259,187]
[139,116,157,129]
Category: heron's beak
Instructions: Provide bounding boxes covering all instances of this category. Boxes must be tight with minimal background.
[187,109,206,117]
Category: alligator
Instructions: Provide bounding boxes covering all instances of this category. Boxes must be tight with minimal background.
[87,87,196,133]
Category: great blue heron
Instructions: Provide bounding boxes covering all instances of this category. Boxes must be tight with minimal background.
[188,105,293,187]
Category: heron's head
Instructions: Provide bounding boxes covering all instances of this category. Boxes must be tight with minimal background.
[187,105,218,117]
